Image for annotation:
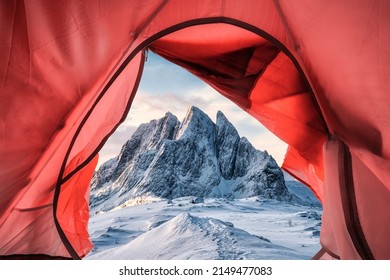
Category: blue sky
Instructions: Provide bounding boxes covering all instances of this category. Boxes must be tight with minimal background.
[97,52,287,167]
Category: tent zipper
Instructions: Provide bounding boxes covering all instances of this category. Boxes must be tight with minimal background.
[339,141,374,259]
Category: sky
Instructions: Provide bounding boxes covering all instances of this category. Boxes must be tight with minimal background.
[97,51,288,168]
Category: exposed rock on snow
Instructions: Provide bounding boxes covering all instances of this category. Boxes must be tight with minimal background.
[90,106,294,212]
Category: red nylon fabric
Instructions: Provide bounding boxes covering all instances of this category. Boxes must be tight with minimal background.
[1,0,389,259]
[57,154,98,258]
[150,24,279,109]
[351,152,390,259]
[276,0,390,190]
[321,138,361,259]
[248,52,326,199]
[0,0,155,258]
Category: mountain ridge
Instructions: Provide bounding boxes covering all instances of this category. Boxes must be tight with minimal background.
[90,106,294,212]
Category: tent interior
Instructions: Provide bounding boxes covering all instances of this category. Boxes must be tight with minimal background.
[1,1,389,260]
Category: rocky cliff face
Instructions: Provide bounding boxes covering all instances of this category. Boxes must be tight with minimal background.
[90,106,292,212]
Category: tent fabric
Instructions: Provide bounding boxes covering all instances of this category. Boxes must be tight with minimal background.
[57,153,98,259]
[1,0,389,259]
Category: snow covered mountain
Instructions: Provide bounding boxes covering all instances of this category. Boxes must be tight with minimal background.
[90,106,292,212]
[87,106,322,260]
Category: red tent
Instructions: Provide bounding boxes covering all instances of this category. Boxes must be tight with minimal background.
[1,0,389,259]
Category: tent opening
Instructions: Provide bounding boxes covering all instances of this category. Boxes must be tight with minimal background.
[85,22,325,259]
[86,49,323,259]
[34,20,328,260]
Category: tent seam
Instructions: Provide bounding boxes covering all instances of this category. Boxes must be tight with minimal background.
[273,0,329,135]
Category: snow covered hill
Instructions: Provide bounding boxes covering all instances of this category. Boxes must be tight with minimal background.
[90,106,292,213]
[88,212,307,260]
[86,197,321,260]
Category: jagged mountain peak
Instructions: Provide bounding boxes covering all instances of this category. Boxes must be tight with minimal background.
[90,107,292,212]
[175,106,215,141]
[103,111,180,183]
[182,106,211,125]
[216,110,238,136]
[164,111,175,118]
[216,110,230,124]
[215,111,240,180]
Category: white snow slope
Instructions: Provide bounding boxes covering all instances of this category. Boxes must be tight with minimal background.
[86,197,322,260]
